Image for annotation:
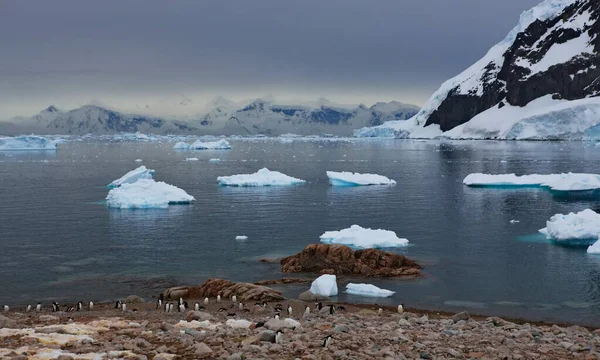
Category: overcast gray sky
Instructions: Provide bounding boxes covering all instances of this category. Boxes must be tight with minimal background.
[0,0,542,118]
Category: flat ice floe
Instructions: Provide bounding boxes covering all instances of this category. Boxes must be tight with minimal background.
[0,135,59,150]
[217,168,306,187]
[320,225,409,249]
[326,171,396,186]
[310,274,338,297]
[190,139,232,150]
[539,209,600,242]
[106,179,195,209]
[463,173,600,192]
[345,283,395,298]
[107,166,155,188]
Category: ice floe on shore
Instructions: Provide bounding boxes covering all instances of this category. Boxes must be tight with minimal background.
[345,283,395,298]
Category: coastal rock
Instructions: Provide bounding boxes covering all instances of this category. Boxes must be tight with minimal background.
[194,343,213,355]
[298,290,331,302]
[125,295,145,304]
[280,244,421,277]
[162,278,284,302]
[452,311,470,323]
[260,330,276,342]
[0,315,16,328]
[254,278,312,285]
[187,311,214,322]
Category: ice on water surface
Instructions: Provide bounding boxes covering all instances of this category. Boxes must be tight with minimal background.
[0,135,59,150]
[107,166,155,188]
[217,168,306,187]
[106,179,195,209]
[320,225,409,249]
[345,283,395,298]
[463,173,600,192]
[539,209,600,242]
[190,139,232,150]
[310,274,338,297]
[327,171,396,186]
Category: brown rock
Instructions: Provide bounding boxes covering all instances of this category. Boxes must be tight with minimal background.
[254,278,312,285]
[162,278,284,302]
[280,244,421,277]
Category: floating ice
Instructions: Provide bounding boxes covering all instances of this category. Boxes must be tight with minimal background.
[190,139,232,150]
[310,274,338,297]
[510,219,520,224]
[0,135,59,150]
[209,158,221,163]
[134,159,142,162]
[320,225,409,249]
[327,171,396,186]
[345,283,395,298]
[235,235,248,240]
[217,168,306,187]
[587,239,600,254]
[463,173,600,192]
[107,166,155,188]
[185,158,199,161]
[539,209,600,242]
[173,141,190,149]
[106,179,195,209]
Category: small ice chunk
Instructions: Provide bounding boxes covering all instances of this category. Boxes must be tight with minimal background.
[463,173,600,191]
[190,139,232,150]
[539,209,600,241]
[0,135,59,150]
[510,219,520,224]
[345,283,395,298]
[320,225,409,248]
[327,171,396,186]
[310,274,338,297]
[587,239,600,254]
[235,235,248,240]
[218,168,306,187]
[209,158,221,163]
[185,157,199,161]
[134,159,143,162]
[173,142,190,149]
[106,179,195,209]
[107,166,155,188]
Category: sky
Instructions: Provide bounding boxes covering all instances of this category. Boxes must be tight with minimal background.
[0,0,542,119]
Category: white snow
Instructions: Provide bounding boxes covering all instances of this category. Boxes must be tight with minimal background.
[190,139,232,150]
[345,283,395,298]
[107,166,155,188]
[309,274,338,297]
[235,235,248,240]
[518,32,593,75]
[106,179,195,209]
[173,141,190,149]
[185,157,199,161]
[0,135,59,150]
[464,172,600,192]
[539,209,600,241]
[320,225,409,249]
[587,239,600,254]
[326,171,396,186]
[217,168,306,187]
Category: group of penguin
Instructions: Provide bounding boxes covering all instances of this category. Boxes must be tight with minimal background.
[3,301,94,314]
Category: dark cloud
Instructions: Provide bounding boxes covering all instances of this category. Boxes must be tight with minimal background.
[0,0,541,117]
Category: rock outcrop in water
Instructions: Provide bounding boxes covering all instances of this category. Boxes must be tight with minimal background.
[280,244,421,277]
[162,279,284,302]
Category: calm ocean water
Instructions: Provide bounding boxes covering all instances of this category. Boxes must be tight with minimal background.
[2,138,600,325]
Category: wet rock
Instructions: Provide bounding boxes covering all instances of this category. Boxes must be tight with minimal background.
[452,311,470,323]
[260,330,276,342]
[164,278,284,302]
[125,295,145,304]
[298,290,331,302]
[255,278,312,285]
[334,324,350,333]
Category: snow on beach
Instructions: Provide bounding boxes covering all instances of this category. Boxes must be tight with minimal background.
[320,225,409,249]
[345,283,395,298]
[326,171,396,186]
[107,166,155,188]
[217,168,306,187]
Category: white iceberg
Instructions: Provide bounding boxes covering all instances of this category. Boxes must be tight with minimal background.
[107,166,155,188]
[327,171,396,186]
[235,235,248,240]
[345,283,395,298]
[310,274,338,297]
[185,157,199,161]
[320,225,409,249]
[539,209,600,242]
[173,141,190,149]
[190,139,232,150]
[587,239,600,254]
[0,135,59,150]
[134,159,142,162]
[209,158,221,163]
[217,168,306,187]
[106,179,195,209]
[463,173,600,192]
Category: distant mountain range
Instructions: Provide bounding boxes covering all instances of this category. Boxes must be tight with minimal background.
[0,98,419,136]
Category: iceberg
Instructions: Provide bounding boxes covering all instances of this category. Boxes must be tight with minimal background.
[173,141,190,149]
[345,283,395,298]
[106,179,195,209]
[217,168,306,187]
[0,135,59,150]
[587,239,600,254]
[190,139,232,150]
[107,166,155,188]
[327,171,396,186]
[235,235,248,240]
[463,173,600,192]
[209,158,221,163]
[320,225,409,249]
[539,209,600,242]
[185,157,199,161]
[309,274,338,297]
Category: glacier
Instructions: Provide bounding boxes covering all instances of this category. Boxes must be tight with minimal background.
[107,166,155,188]
[217,168,306,187]
[190,139,232,150]
[106,179,195,209]
[539,209,600,242]
[319,225,409,249]
[463,173,600,192]
[309,274,338,297]
[326,171,396,186]
[173,141,191,149]
[345,283,395,298]
[0,135,59,150]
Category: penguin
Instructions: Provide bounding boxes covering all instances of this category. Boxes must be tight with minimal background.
[329,304,335,315]
[88,301,94,311]
[156,299,163,310]
[274,314,280,320]
[164,302,169,312]
[159,293,164,303]
[204,297,209,305]
[239,302,244,310]
[232,295,237,303]
[36,303,42,312]
[377,308,383,316]
[218,307,227,312]
[52,302,59,312]
[275,303,283,310]
[316,302,323,311]
[322,335,333,348]
[397,304,404,314]
[226,312,236,317]
[287,305,293,315]
[274,330,283,344]
[3,305,8,313]
[194,302,200,311]
[114,301,122,309]
[304,305,310,315]
[217,295,221,303]
[26,305,32,312]
[178,304,185,313]
[337,306,346,311]
[168,303,174,312]
[183,301,189,310]
[77,301,83,311]
[199,306,205,311]
[121,303,127,312]
[261,302,267,308]
[66,306,75,312]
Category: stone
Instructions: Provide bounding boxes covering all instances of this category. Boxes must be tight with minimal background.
[125,295,145,304]
[298,290,331,301]
[241,335,260,346]
[227,354,243,360]
[334,324,350,333]
[163,278,284,302]
[452,311,470,323]
[194,343,213,355]
[38,315,59,323]
[280,244,421,277]
[264,318,297,331]
[186,310,214,322]
[0,315,16,328]
[260,330,276,342]
[57,356,75,360]
[446,349,463,358]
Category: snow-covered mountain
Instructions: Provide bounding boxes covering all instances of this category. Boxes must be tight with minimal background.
[358,0,600,140]
[0,99,419,136]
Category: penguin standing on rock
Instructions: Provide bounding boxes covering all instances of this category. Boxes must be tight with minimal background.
[204,297,209,305]
[194,302,200,311]
[274,314,280,320]
[323,335,333,348]
[77,302,83,311]
[52,302,59,312]
[156,299,163,310]
[168,303,174,312]
[275,330,283,344]
[121,303,127,312]
[178,303,185,312]
[316,302,323,311]
[232,295,237,303]
[114,301,122,309]
[178,298,184,307]
[239,302,244,310]
[3,305,8,313]
[36,303,42,312]
[378,308,384,316]
[26,305,32,312]
[217,295,221,303]
[304,306,310,315]
[287,305,293,316]
[88,301,94,311]
[397,304,404,314]
[329,304,336,315]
